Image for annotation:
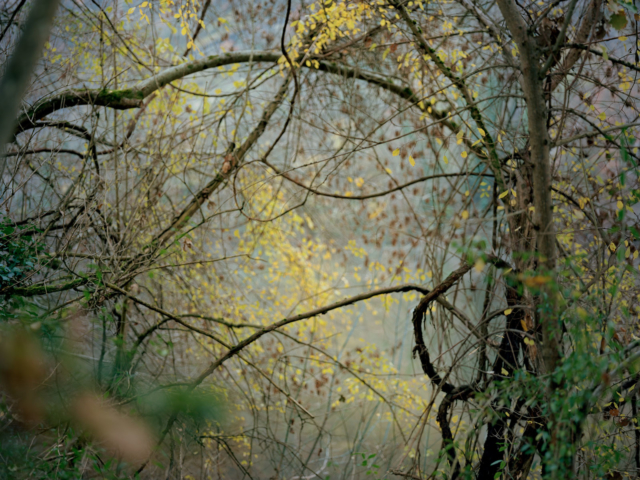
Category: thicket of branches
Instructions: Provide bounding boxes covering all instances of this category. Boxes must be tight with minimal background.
[2,0,640,479]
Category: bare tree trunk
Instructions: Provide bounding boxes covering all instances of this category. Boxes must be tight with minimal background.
[0,0,60,156]
[495,0,563,475]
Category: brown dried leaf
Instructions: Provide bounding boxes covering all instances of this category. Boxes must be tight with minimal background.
[617,417,631,427]
[73,394,154,465]
[221,153,234,174]
[0,331,46,425]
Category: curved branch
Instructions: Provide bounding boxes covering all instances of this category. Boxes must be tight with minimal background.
[553,121,640,147]
[264,162,492,200]
[15,50,454,136]
[3,147,85,158]
[130,282,438,473]
[190,283,433,386]
[564,43,640,73]
[411,256,509,393]
[1,277,87,296]
[437,385,475,479]
[16,88,144,134]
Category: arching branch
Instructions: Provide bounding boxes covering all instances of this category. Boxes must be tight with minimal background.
[411,256,509,393]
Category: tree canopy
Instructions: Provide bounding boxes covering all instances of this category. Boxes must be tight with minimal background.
[2,0,640,479]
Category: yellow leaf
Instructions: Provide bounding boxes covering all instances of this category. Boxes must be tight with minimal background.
[504,308,513,315]
[443,155,448,164]
[305,216,314,230]
[521,319,528,331]
[461,151,468,158]
[392,148,400,156]
[409,155,415,166]
[501,368,509,376]
[478,128,486,137]
[499,191,509,199]
[617,200,623,210]
[523,275,552,287]
[610,242,617,252]
[461,210,469,220]
[524,337,535,346]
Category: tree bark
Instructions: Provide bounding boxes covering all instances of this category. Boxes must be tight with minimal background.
[495,0,563,475]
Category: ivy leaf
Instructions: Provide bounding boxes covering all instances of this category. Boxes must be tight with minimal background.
[610,11,628,31]
[621,0,638,13]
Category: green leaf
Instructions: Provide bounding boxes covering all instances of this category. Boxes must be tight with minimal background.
[610,11,628,31]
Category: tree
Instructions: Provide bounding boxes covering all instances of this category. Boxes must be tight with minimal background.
[1,0,640,478]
